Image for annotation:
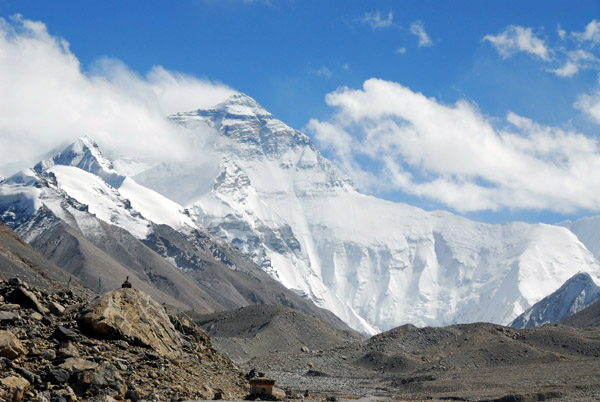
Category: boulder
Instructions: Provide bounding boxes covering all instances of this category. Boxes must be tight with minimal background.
[0,330,26,359]
[14,367,37,385]
[59,357,99,372]
[84,396,118,402]
[272,386,287,400]
[52,326,81,342]
[1,375,30,401]
[45,368,70,385]
[71,363,125,398]
[57,343,79,358]
[30,312,43,321]
[8,278,23,287]
[42,349,56,361]
[51,386,78,402]
[0,311,19,322]
[0,303,20,311]
[6,287,48,314]
[49,301,65,316]
[78,288,182,359]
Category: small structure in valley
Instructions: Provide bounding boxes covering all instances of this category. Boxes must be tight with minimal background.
[248,375,276,398]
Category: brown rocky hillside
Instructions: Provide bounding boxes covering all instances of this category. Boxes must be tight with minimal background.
[0,279,247,401]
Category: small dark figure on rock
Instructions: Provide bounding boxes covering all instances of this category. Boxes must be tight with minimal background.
[121,276,132,289]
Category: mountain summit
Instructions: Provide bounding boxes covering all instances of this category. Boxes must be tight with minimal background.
[142,96,600,334]
[34,135,125,188]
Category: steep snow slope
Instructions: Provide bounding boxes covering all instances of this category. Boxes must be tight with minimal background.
[131,94,600,334]
[511,272,600,328]
[559,216,600,261]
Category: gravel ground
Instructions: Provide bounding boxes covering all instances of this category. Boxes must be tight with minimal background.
[201,313,600,402]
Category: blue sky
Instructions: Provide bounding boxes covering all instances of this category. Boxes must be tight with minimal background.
[1,0,600,224]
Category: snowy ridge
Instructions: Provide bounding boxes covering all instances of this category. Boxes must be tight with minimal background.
[0,167,108,242]
[1,137,197,241]
[511,272,600,328]
[35,135,125,188]
[140,93,600,334]
[559,216,600,261]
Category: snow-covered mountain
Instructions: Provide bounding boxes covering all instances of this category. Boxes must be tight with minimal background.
[511,272,600,328]
[559,216,600,261]
[0,135,351,329]
[3,95,600,335]
[127,94,600,334]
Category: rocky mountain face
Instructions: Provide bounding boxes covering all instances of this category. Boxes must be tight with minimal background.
[0,278,248,401]
[511,272,600,329]
[0,222,86,293]
[561,298,600,328]
[132,94,600,334]
[0,137,351,330]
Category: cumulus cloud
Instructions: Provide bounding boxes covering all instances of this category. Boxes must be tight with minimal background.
[0,15,236,177]
[359,11,395,30]
[484,26,550,61]
[307,79,600,213]
[485,20,600,80]
[410,21,433,47]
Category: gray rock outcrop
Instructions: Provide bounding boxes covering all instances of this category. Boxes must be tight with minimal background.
[78,288,183,359]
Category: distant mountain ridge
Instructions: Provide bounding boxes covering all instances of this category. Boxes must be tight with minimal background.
[511,272,600,328]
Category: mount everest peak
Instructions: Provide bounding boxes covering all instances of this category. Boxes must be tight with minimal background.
[146,95,600,334]
[1,95,600,335]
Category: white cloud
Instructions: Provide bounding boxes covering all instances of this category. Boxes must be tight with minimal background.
[485,21,600,79]
[549,49,599,77]
[311,65,333,78]
[573,20,600,43]
[550,61,580,77]
[557,25,566,40]
[575,82,600,124]
[359,11,395,30]
[484,25,550,61]
[307,79,600,213]
[396,47,407,55]
[410,21,432,47]
[0,15,236,176]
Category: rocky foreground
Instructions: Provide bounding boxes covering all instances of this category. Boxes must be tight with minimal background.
[0,278,248,401]
[3,272,600,402]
